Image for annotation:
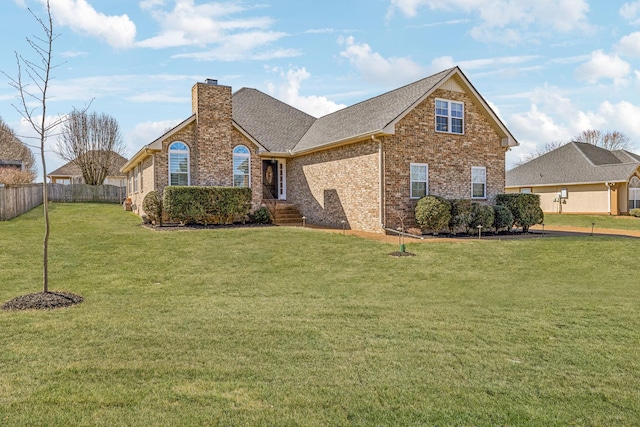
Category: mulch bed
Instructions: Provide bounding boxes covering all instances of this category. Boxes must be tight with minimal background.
[142,222,275,231]
[1,291,84,311]
[389,251,416,257]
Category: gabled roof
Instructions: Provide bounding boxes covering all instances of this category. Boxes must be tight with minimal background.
[232,88,316,152]
[125,66,518,169]
[232,66,518,154]
[48,151,128,178]
[506,142,640,187]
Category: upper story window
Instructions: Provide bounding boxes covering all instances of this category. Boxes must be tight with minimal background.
[169,141,190,186]
[233,145,250,187]
[435,99,464,134]
[471,166,486,199]
[410,163,428,199]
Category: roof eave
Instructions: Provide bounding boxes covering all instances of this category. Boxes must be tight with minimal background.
[292,130,390,156]
[505,179,628,188]
[121,147,161,173]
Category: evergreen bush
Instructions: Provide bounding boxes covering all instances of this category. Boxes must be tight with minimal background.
[415,195,451,233]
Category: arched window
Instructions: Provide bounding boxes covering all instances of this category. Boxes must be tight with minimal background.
[168,142,190,186]
[233,145,250,187]
[630,176,640,210]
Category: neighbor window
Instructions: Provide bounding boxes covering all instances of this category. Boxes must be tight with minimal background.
[630,176,640,209]
[410,163,428,199]
[471,166,486,199]
[169,142,190,186]
[520,188,532,194]
[233,145,250,187]
[435,99,464,134]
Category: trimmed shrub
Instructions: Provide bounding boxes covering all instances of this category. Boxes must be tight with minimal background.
[163,186,252,225]
[630,208,640,218]
[415,195,451,233]
[449,199,473,233]
[142,190,163,225]
[467,202,494,231]
[249,206,272,224]
[493,205,514,232]
[496,193,544,232]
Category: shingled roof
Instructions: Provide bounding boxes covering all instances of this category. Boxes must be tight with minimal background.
[232,88,316,152]
[506,142,640,187]
[49,151,128,178]
[231,66,517,154]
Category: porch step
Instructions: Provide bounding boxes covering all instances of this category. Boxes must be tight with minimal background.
[273,202,304,226]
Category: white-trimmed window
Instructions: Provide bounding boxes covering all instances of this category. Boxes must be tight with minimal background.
[133,165,139,192]
[630,176,640,209]
[435,99,464,134]
[169,142,190,186]
[520,188,532,194]
[471,166,486,199]
[233,145,250,187]
[410,163,428,199]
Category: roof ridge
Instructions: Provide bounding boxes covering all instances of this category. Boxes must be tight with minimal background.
[233,87,317,120]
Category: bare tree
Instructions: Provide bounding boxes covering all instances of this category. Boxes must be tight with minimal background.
[574,129,602,146]
[574,129,634,151]
[0,116,37,182]
[55,111,125,185]
[1,1,75,297]
[514,140,567,166]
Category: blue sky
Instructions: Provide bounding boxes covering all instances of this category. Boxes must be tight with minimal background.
[1,0,640,177]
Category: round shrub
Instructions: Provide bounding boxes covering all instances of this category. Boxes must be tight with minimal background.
[142,190,162,225]
[630,208,640,218]
[250,206,272,224]
[449,199,472,233]
[415,195,451,233]
[467,202,494,231]
[493,205,514,232]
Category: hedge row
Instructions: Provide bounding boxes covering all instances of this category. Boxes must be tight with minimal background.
[163,186,252,225]
[414,193,543,234]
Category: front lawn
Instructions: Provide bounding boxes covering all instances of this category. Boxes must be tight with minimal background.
[1,204,639,426]
[541,213,640,230]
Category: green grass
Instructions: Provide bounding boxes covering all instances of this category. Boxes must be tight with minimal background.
[541,213,640,230]
[1,203,639,426]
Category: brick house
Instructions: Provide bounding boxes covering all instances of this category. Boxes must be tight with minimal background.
[122,67,518,232]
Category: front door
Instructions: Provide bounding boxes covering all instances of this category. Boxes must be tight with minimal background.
[263,160,278,199]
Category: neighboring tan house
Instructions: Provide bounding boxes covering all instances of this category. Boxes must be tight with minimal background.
[122,66,518,233]
[48,151,128,186]
[506,142,640,215]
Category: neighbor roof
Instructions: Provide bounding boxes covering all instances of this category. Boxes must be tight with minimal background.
[48,151,128,178]
[506,142,640,187]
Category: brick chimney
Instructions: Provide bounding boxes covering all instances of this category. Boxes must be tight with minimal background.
[190,79,234,186]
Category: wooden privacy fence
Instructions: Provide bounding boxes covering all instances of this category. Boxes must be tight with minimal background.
[0,183,127,220]
[0,184,44,221]
[48,184,127,203]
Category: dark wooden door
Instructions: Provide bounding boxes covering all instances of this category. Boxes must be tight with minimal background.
[263,160,277,199]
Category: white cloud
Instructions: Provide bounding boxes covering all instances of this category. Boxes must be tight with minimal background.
[137,0,297,61]
[388,0,590,44]
[575,50,631,85]
[43,0,136,49]
[125,119,181,156]
[620,1,640,24]
[266,67,346,117]
[617,32,640,57]
[338,36,426,85]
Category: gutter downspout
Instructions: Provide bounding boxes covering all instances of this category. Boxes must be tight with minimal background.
[372,135,385,231]
[606,182,611,215]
